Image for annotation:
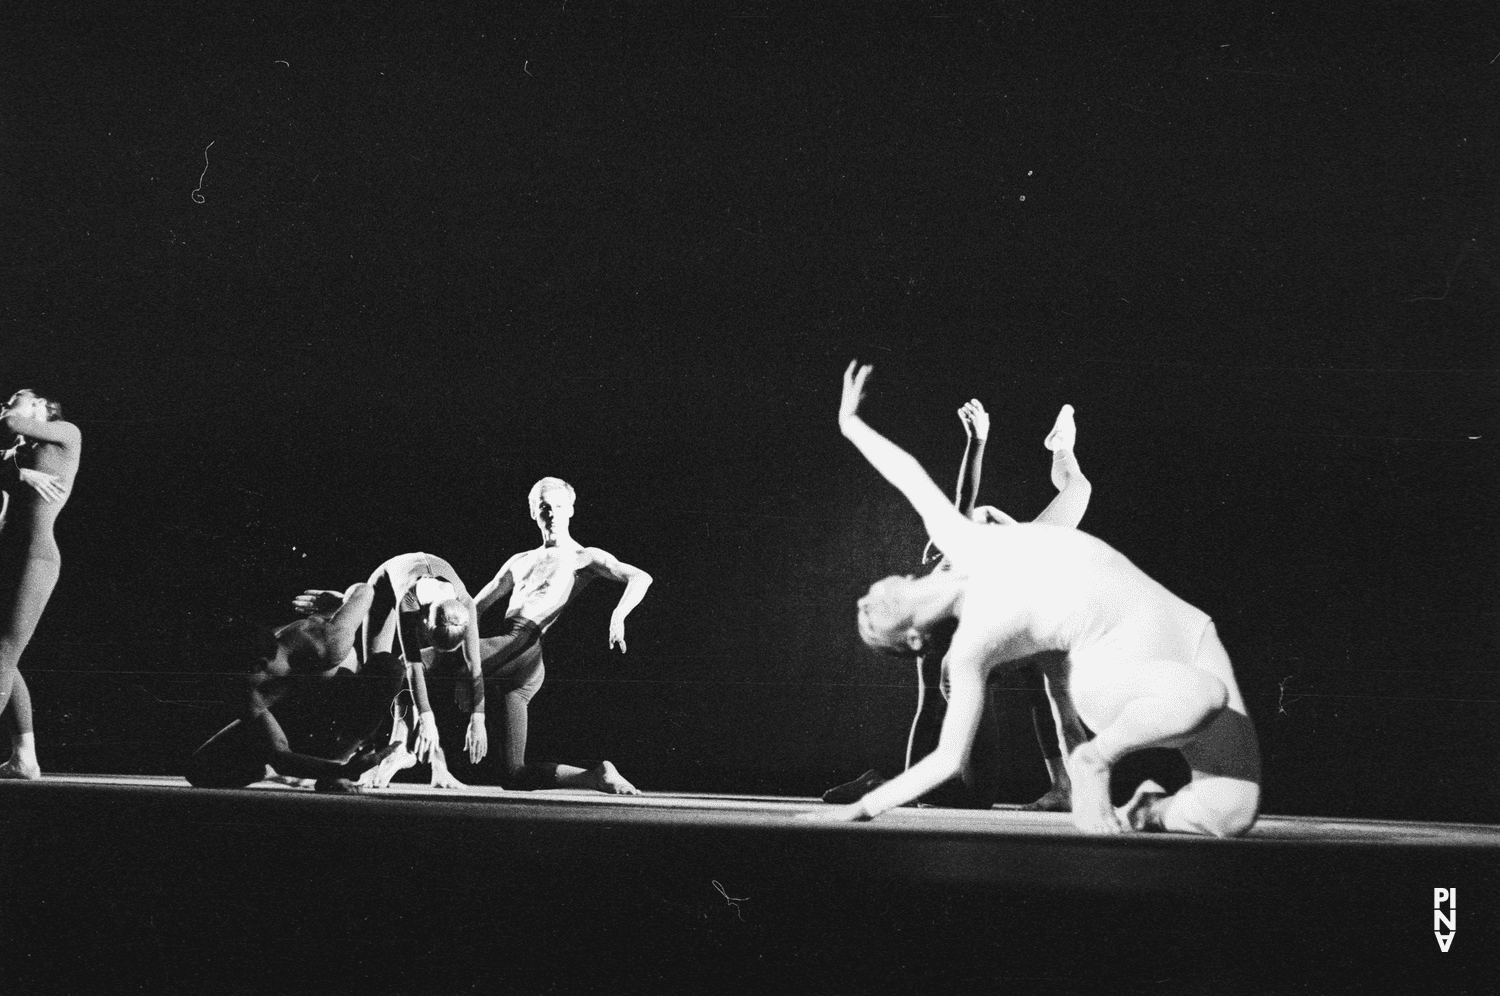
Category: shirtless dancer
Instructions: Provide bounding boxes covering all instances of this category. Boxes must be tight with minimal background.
[465,477,651,794]
[0,389,81,779]
[824,398,1091,811]
[805,364,1260,836]
[323,551,487,789]
[185,583,403,792]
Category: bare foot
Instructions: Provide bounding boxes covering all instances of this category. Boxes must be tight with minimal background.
[429,748,468,790]
[1066,742,1124,834]
[1045,404,1076,453]
[343,742,403,785]
[1118,780,1168,832]
[263,771,316,789]
[1020,784,1072,812]
[586,760,640,795]
[0,756,41,780]
[314,778,366,794]
[358,742,417,788]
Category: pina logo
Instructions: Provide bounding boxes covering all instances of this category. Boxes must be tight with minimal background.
[1433,888,1456,952]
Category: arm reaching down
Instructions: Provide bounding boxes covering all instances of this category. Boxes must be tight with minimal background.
[586,548,652,653]
[802,632,993,822]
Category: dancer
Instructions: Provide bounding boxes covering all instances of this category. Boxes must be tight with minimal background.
[324,551,487,789]
[0,389,81,779]
[184,583,403,792]
[823,398,1090,811]
[806,363,1260,836]
[465,477,650,794]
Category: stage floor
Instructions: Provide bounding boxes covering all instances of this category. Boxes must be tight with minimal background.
[5,774,1495,994]
[25,771,1500,848]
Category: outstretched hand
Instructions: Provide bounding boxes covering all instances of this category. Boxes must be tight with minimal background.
[292,590,345,617]
[608,615,628,653]
[957,399,989,440]
[796,802,873,823]
[838,361,874,431]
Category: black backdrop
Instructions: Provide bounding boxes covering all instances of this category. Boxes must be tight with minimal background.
[4,1,1497,821]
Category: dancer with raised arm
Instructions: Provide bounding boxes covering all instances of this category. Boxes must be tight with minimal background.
[333,551,487,789]
[805,363,1260,836]
[0,389,81,779]
[824,397,1091,810]
[184,583,403,792]
[467,477,650,794]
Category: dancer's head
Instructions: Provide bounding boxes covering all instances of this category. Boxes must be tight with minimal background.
[426,598,470,653]
[529,477,576,533]
[2,389,62,422]
[857,572,964,656]
[857,576,926,655]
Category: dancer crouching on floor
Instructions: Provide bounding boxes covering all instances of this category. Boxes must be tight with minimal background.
[466,477,649,794]
[313,552,488,789]
[0,389,81,780]
[823,397,1091,811]
[803,363,1260,836]
[185,583,403,792]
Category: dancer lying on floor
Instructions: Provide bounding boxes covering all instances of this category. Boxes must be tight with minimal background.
[303,551,488,789]
[465,477,649,794]
[185,583,402,792]
[804,363,1260,836]
[824,397,1091,811]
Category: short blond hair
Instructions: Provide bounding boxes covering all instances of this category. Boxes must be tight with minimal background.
[429,598,470,652]
[528,477,577,518]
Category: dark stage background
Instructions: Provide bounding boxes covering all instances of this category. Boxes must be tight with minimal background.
[4,2,1497,821]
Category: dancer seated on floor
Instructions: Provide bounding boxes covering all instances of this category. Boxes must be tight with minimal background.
[184,583,403,792]
[824,397,1091,811]
[464,477,650,794]
[307,551,488,789]
[804,363,1260,836]
[1,389,82,780]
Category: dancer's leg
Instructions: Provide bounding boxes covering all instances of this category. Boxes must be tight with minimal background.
[1034,406,1091,528]
[0,556,61,779]
[1067,645,1232,834]
[485,660,638,795]
[1119,625,1260,837]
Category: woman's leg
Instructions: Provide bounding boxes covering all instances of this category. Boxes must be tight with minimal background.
[1033,406,1092,529]
[0,556,61,778]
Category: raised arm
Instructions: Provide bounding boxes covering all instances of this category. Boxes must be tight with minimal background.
[925,400,990,564]
[838,362,977,570]
[954,400,989,517]
[2,413,81,449]
[585,548,653,653]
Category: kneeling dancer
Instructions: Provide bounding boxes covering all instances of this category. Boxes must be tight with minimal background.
[807,363,1260,836]
[185,583,402,792]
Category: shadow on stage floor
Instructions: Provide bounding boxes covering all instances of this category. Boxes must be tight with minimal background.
[4,775,1495,995]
